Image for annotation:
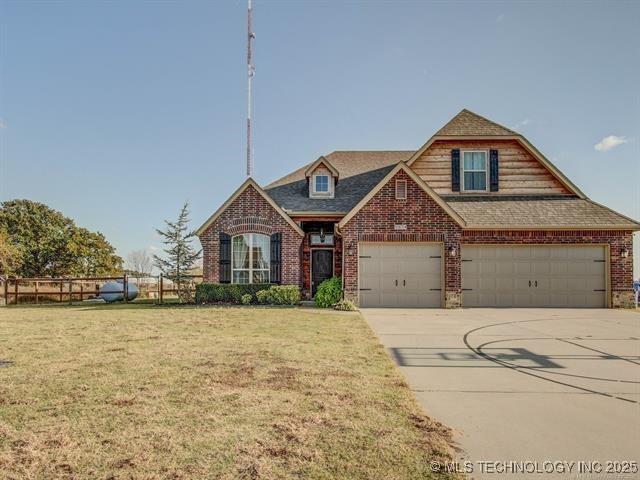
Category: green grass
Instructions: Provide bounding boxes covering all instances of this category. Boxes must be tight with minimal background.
[0,305,459,479]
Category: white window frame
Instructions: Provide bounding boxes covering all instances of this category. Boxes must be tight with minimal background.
[395,179,407,200]
[461,150,488,192]
[311,173,334,198]
[314,174,329,193]
[231,233,270,284]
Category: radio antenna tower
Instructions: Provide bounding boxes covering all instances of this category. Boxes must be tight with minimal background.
[246,0,255,177]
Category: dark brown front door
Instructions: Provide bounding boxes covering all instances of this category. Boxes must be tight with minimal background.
[312,250,333,296]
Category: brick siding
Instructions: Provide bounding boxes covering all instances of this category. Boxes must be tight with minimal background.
[199,185,303,285]
[339,169,463,307]
[339,169,634,308]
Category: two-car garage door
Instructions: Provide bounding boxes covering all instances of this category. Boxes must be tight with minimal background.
[461,245,606,308]
[359,243,442,307]
[358,243,607,308]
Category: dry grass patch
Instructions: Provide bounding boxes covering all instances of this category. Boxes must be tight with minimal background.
[0,305,460,479]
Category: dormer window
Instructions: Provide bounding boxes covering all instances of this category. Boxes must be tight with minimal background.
[305,156,339,199]
[314,175,329,193]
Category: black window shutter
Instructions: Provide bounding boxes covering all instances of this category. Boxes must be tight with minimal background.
[451,149,460,192]
[270,233,282,284]
[219,233,231,283]
[489,149,499,192]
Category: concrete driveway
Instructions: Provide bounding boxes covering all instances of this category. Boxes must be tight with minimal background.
[362,309,640,479]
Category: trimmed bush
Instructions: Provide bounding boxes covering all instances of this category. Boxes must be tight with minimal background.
[334,299,357,311]
[265,285,300,305]
[195,283,301,306]
[256,290,270,304]
[314,277,342,308]
[195,283,270,304]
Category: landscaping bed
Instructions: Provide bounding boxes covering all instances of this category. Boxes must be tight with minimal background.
[0,305,459,479]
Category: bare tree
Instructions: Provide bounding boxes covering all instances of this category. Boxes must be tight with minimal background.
[126,250,153,284]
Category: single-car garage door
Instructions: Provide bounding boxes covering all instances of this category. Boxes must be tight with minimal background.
[462,245,606,307]
[359,243,442,307]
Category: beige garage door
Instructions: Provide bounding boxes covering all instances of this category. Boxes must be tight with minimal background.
[359,243,442,307]
[462,245,606,307]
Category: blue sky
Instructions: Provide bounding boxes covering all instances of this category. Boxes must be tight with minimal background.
[1,1,638,276]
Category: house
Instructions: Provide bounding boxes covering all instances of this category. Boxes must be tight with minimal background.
[196,110,639,308]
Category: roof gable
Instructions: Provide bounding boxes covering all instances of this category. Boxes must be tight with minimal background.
[195,178,304,237]
[337,163,466,229]
[436,109,517,136]
[405,109,586,199]
[304,156,339,179]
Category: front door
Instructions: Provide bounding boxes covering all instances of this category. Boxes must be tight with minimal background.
[312,250,333,296]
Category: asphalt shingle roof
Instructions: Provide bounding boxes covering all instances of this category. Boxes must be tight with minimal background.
[444,195,640,229]
[435,109,517,136]
[265,150,413,189]
[265,164,397,213]
[257,111,639,229]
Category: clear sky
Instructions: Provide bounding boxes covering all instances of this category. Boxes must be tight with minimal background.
[1,1,638,277]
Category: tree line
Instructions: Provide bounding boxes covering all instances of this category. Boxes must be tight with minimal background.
[0,199,201,298]
[0,199,122,278]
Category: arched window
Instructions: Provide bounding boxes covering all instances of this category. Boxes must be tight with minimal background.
[232,233,270,284]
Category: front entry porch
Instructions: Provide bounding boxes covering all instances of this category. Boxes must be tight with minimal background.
[298,220,342,299]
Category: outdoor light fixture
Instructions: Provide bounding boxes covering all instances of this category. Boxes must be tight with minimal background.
[449,246,457,257]
[347,242,356,256]
[320,227,325,243]
[621,247,629,258]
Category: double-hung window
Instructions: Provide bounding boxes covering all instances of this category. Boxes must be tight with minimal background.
[232,233,270,284]
[462,151,487,191]
[314,175,329,193]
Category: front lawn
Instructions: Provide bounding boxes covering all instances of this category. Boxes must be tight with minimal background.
[0,305,458,479]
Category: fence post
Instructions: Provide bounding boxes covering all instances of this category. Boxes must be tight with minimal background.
[69,279,73,305]
[123,273,128,303]
[3,278,8,306]
[59,281,63,303]
[159,274,163,305]
[35,281,39,305]
[14,279,18,306]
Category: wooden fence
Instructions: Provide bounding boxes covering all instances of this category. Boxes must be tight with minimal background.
[1,275,129,306]
[0,274,204,306]
[158,274,203,304]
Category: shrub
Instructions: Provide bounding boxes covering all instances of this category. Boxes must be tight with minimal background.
[195,283,270,304]
[266,285,300,305]
[256,289,270,304]
[194,283,301,306]
[314,277,342,308]
[334,299,357,311]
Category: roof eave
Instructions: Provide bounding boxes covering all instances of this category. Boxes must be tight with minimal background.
[461,225,640,231]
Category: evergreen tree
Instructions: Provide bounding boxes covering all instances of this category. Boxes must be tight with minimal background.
[154,201,202,301]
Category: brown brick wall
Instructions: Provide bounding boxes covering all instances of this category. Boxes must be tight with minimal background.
[339,169,634,308]
[199,185,303,285]
[340,169,463,306]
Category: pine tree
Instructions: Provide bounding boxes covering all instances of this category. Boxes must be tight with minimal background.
[154,202,202,301]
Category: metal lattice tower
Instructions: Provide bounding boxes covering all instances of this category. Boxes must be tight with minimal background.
[246,0,255,177]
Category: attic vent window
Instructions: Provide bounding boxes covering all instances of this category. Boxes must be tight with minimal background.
[395,179,407,200]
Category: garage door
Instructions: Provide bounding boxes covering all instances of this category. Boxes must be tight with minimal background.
[462,245,606,307]
[359,243,442,307]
